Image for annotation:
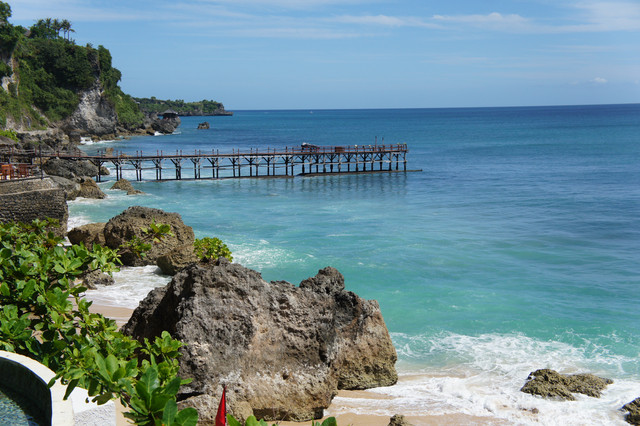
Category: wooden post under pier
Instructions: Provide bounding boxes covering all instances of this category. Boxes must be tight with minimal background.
[30,144,412,182]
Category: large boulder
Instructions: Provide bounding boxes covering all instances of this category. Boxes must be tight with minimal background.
[48,175,81,200]
[110,179,144,195]
[76,178,106,199]
[103,206,195,266]
[43,158,99,180]
[520,369,613,401]
[623,398,640,425]
[156,244,198,275]
[122,260,397,423]
[151,116,181,134]
[67,222,107,247]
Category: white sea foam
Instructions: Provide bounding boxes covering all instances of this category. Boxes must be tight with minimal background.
[230,239,308,270]
[324,332,638,425]
[84,265,170,309]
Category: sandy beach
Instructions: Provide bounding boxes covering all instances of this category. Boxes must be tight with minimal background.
[88,302,502,426]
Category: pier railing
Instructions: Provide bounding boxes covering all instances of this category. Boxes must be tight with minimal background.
[1,144,409,182]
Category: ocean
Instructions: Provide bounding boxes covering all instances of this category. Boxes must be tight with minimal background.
[70,104,640,424]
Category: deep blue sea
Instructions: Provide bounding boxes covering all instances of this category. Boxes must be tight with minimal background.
[71,104,640,424]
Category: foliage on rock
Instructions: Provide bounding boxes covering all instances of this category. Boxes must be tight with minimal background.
[194,236,233,262]
[0,218,197,425]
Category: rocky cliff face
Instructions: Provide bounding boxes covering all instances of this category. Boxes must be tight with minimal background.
[122,259,398,423]
[60,82,118,139]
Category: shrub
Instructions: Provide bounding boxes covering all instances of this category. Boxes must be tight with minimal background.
[0,219,197,426]
[194,237,233,262]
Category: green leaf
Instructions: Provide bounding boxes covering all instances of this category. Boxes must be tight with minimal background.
[321,418,338,426]
[174,407,198,426]
[162,399,178,426]
[245,416,260,426]
[226,414,243,426]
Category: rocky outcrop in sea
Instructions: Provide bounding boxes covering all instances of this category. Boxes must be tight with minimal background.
[102,206,195,267]
[121,259,398,423]
[520,369,613,400]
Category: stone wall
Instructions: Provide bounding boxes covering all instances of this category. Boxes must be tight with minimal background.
[0,177,68,232]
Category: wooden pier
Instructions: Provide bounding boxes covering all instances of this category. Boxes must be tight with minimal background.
[41,144,410,182]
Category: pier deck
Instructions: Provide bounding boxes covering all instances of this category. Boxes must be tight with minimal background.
[39,144,410,182]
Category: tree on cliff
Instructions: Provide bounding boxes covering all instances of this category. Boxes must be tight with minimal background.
[0,1,144,130]
[0,1,11,24]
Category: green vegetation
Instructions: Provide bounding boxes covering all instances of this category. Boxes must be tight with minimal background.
[194,236,233,262]
[0,219,197,425]
[0,128,18,141]
[0,1,145,129]
[135,97,231,116]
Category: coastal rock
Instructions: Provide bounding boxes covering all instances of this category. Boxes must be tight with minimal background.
[156,244,198,275]
[43,158,99,180]
[622,397,640,425]
[67,222,107,247]
[197,122,210,129]
[122,260,397,422]
[388,414,414,426]
[79,270,114,289]
[48,176,81,200]
[520,369,613,401]
[151,115,181,134]
[103,206,195,266]
[110,179,144,195]
[60,82,118,137]
[76,177,107,199]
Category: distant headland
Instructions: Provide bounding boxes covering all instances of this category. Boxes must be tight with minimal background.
[133,97,233,117]
[0,2,230,149]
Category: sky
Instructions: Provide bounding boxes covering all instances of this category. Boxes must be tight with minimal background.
[7,0,640,110]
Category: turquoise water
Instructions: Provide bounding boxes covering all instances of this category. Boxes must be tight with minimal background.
[73,104,640,424]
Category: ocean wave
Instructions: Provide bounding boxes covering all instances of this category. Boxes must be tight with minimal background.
[83,265,170,309]
[333,332,639,424]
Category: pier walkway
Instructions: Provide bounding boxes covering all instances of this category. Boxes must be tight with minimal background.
[41,144,409,182]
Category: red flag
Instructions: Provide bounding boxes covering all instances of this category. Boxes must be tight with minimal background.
[215,386,226,426]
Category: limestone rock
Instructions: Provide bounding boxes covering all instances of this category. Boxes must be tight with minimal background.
[103,206,195,266]
[43,158,98,180]
[622,397,640,425]
[110,179,144,195]
[151,116,181,134]
[197,122,210,129]
[520,369,613,401]
[76,178,107,199]
[122,260,397,422]
[48,175,81,200]
[156,244,198,275]
[79,270,114,289]
[61,82,118,137]
[388,414,413,426]
[67,222,107,247]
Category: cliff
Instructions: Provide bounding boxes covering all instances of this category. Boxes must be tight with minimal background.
[0,8,184,150]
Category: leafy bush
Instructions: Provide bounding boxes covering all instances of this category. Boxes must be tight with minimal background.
[194,237,233,262]
[0,128,18,141]
[0,219,197,426]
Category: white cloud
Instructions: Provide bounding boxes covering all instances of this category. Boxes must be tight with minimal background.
[573,1,640,32]
[332,14,442,29]
[590,77,608,84]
